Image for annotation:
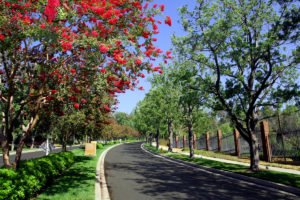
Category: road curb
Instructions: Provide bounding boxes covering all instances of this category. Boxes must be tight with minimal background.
[141,143,300,197]
[95,143,123,200]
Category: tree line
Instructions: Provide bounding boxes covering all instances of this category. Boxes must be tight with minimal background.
[132,0,299,172]
[0,0,171,169]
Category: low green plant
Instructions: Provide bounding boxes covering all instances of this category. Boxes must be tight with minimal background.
[0,151,75,200]
[36,145,116,200]
[96,143,103,149]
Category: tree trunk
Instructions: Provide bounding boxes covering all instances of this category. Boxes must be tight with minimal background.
[0,113,12,168]
[13,138,26,169]
[156,128,159,150]
[31,134,35,149]
[62,143,67,152]
[188,121,194,158]
[10,134,14,151]
[168,120,173,152]
[1,139,11,168]
[61,133,67,152]
[149,133,153,147]
[249,131,260,171]
[188,106,194,158]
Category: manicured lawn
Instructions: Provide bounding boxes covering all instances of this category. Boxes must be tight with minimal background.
[36,145,114,200]
[145,144,300,188]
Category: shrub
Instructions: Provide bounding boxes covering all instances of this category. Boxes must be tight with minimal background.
[0,169,24,200]
[0,151,75,200]
[107,141,115,145]
[97,143,104,149]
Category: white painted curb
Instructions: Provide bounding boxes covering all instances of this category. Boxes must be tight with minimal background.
[95,144,122,200]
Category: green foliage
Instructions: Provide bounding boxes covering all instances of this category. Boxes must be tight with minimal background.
[218,123,233,135]
[0,169,23,200]
[114,112,134,128]
[96,143,104,149]
[0,152,75,200]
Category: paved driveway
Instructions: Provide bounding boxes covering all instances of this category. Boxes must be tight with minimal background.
[105,142,298,200]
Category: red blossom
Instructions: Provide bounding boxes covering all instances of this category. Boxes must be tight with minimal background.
[0,34,4,41]
[104,105,111,111]
[61,41,72,51]
[91,31,98,37]
[74,103,79,109]
[154,66,161,71]
[40,24,46,29]
[99,45,108,53]
[165,16,172,26]
[135,59,142,65]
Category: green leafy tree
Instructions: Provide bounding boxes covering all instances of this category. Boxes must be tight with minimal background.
[151,68,180,152]
[175,0,299,171]
[136,89,164,149]
[169,59,210,157]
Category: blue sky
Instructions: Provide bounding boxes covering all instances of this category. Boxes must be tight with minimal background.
[116,0,196,114]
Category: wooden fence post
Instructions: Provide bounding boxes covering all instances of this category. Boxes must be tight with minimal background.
[175,136,178,148]
[260,121,272,162]
[193,134,197,150]
[233,129,240,157]
[206,132,210,151]
[217,130,222,152]
[183,135,186,149]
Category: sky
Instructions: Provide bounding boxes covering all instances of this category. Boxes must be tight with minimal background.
[116,0,196,114]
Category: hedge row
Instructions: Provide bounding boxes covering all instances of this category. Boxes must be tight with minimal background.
[0,151,75,200]
[96,141,121,149]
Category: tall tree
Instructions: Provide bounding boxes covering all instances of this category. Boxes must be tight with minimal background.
[170,59,209,157]
[136,89,164,149]
[151,67,180,152]
[174,0,299,171]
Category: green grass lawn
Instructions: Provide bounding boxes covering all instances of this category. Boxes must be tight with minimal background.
[36,145,114,200]
[145,144,300,188]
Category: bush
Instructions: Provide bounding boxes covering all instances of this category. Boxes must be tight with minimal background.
[107,141,117,145]
[0,169,24,200]
[0,151,75,200]
[97,143,103,149]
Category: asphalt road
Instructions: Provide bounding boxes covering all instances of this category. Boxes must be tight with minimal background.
[0,145,83,167]
[105,142,298,200]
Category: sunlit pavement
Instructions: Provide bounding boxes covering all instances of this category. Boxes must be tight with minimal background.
[104,142,297,200]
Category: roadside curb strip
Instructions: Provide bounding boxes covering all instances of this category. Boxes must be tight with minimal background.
[141,144,300,197]
[95,143,123,200]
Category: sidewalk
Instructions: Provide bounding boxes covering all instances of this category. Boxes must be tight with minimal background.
[0,144,83,156]
[156,144,300,175]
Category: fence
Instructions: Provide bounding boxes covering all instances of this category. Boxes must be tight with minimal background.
[172,121,300,162]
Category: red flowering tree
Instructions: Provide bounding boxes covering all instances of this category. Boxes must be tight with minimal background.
[0,0,171,169]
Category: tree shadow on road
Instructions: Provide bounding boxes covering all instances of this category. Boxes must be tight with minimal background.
[105,143,293,200]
